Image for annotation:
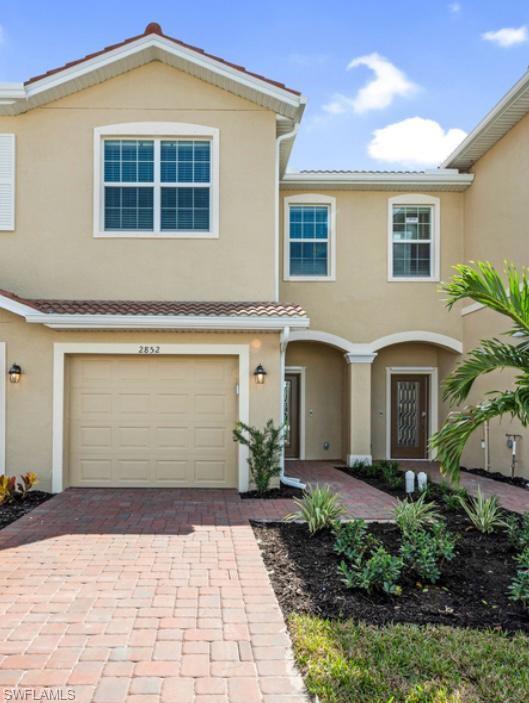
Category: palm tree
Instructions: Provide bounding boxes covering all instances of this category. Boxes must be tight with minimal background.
[430,261,529,482]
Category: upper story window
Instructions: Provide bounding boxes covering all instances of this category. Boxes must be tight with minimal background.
[388,194,440,282]
[284,194,336,281]
[94,123,219,238]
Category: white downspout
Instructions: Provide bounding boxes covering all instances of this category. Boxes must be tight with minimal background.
[274,124,299,302]
[280,325,305,489]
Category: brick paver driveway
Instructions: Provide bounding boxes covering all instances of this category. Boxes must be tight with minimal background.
[0,489,308,703]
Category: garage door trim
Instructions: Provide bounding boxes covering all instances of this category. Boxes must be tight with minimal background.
[52,343,250,493]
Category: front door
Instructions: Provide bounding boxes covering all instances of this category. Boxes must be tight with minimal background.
[284,373,301,459]
[390,374,429,459]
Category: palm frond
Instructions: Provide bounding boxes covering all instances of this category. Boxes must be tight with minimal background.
[442,338,529,404]
[441,261,529,336]
[430,386,529,483]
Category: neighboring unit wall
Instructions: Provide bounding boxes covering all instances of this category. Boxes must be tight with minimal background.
[0,308,282,491]
[279,189,465,344]
[0,62,277,300]
[461,306,528,478]
[285,341,346,460]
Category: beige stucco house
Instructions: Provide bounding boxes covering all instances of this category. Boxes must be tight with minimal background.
[0,23,527,492]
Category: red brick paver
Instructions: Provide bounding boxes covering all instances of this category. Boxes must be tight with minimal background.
[0,490,309,703]
[401,460,529,515]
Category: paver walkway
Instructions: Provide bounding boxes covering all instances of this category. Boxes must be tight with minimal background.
[401,460,529,514]
[0,489,309,703]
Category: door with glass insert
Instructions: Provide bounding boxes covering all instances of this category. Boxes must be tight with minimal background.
[390,374,428,459]
[284,374,301,459]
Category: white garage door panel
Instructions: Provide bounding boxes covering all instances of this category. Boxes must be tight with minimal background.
[69,355,238,487]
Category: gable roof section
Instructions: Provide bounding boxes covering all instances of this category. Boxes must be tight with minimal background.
[443,66,529,171]
[0,290,309,330]
[0,23,306,123]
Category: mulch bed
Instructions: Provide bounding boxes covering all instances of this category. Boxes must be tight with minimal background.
[462,466,529,490]
[253,505,529,633]
[0,491,52,530]
[240,483,303,500]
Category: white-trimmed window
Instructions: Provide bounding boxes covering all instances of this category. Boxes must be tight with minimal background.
[94,123,219,238]
[388,194,440,281]
[284,194,336,280]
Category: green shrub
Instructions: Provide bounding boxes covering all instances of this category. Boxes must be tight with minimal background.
[333,519,379,563]
[394,494,442,536]
[233,420,283,494]
[508,548,529,609]
[458,488,506,534]
[505,513,529,551]
[400,524,457,584]
[285,484,345,535]
[338,546,403,595]
[379,460,404,489]
[350,459,369,472]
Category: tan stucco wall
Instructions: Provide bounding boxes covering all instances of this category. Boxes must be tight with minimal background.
[461,306,528,478]
[371,342,460,460]
[0,61,277,300]
[0,310,281,491]
[285,341,346,460]
[279,189,464,344]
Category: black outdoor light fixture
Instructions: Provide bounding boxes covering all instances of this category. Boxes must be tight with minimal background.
[8,363,22,384]
[254,364,267,384]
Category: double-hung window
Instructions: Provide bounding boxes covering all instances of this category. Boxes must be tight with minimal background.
[388,196,440,281]
[95,123,219,238]
[284,195,336,280]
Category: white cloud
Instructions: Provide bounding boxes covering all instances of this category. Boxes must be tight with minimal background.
[482,26,528,47]
[323,52,417,115]
[449,2,461,14]
[368,117,467,167]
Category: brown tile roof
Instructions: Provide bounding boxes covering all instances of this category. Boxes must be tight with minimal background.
[24,22,301,96]
[0,290,306,318]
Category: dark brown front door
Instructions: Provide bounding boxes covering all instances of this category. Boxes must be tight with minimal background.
[284,374,301,459]
[391,374,429,459]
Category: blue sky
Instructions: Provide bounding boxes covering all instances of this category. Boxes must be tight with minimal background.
[1,0,529,171]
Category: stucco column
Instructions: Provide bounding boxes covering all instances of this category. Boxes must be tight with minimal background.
[344,352,377,467]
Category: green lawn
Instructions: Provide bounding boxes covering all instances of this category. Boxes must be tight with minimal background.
[289,615,529,703]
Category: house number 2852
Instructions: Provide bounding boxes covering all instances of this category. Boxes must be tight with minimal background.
[138,345,160,354]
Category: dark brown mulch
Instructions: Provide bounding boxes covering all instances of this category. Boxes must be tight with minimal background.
[462,466,529,490]
[252,509,529,633]
[335,464,409,499]
[240,484,303,500]
[0,492,52,530]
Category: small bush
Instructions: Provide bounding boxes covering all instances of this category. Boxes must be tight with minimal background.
[285,484,345,535]
[379,460,404,489]
[400,523,457,584]
[349,459,369,472]
[394,494,442,536]
[338,546,403,596]
[17,472,38,499]
[0,475,17,505]
[233,420,283,494]
[458,487,506,534]
[333,519,380,563]
[508,548,529,609]
[505,513,529,551]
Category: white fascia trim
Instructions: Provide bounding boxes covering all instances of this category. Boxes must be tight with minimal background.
[283,193,336,282]
[93,122,220,239]
[0,342,5,476]
[25,314,310,330]
[385,366,439,461]
[442,67,529,169]
[289,328,463,354]
[52,342,250,493]
[0,295,41,318]
[387,194,440,283]
[281,172,474,190]
[18,35,304,115]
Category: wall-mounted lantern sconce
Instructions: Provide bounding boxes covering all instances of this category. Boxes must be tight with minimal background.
[8,363,22,384]
[254,364,267,384]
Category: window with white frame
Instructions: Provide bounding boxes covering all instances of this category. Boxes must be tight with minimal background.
[284,194,336,280]
[388,195,440,281]
[94,123,219,238]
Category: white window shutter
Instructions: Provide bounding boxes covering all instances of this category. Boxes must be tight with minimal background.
[0,134,15,231]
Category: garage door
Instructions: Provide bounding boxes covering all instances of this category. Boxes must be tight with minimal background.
[68,355,238,488]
